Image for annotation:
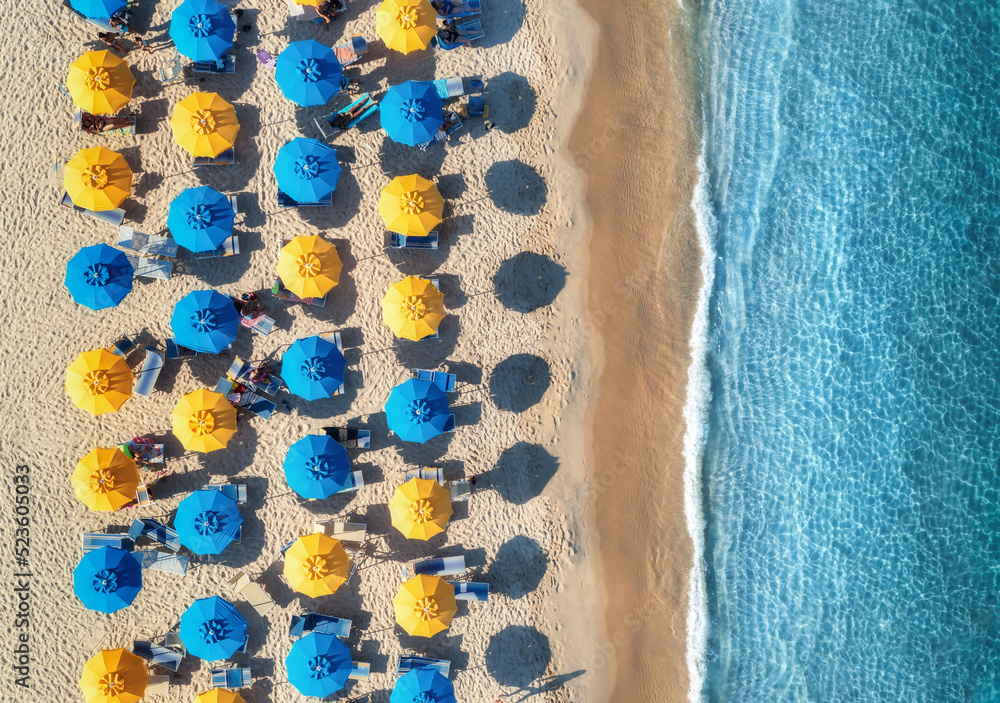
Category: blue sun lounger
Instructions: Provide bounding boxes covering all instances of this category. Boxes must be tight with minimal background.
[450,580,489,601]
[278,189,335,208]
[210,667,252,689]
[82,533,135,553]
[165,337,198,359]
[418,114,463,150]
[128,518,181,552]
[215,377,277,420]
[193,235,240,259]
[337,470,364,494]
[434,19,485,50]
[314,93,379,140]
[402,555,466,580]
[414,369,456,392]
[133,641,183,672]
[118,227,179,258]
[396,656,450,678]
[192,53,236,74]
[333,35,368,66]
[60,191,126,227]
[289,612,352,640]
[321,427,371,449]
[435,0,481,18]
[108,333,139,357]
[227,357,283,396]
[134,345,164,398]
[350,662,370,680]
[139,550,190,575]
[202,483,248,504]
[194,148,236,167]
[389,231,439,250]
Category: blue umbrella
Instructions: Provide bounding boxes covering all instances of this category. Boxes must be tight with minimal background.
[170,289,239,353]
[175,489,243,555]
[167,186,235,253]
[169,0,236,62]
[274,138,341,203]
[283,435,351,499]
[281,335,346,401]
[275,40,344,107]
[69,0,125,19]
[65,243,134,310]
[380,81,444,146]
[179,596,247,661]
[73,546,143,614]
[385,379,451,443]
[287,632,352,698]
[391,668,457,703]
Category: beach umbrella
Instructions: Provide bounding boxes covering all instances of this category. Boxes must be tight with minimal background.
[274,138,341,203]
[69,0,124,19]
[66,348,133,415]
[281,335,346,401]
[376,0,437,54]
[382,276,445,341]
[172,389,237,453]
[74,546,143,613]
[196,691,245,703]
[175,489,243,555]
[276,235,341,300]
[169,0,235,62]
[79,648,148,703]
[385,379,452,443]
[167,186,235,253]
[67,50,135,115]
[391,668,457,703]
[71,446,140,512]
[389,477,453,540]
[380,81,443,146]
[64,146,132,211]
[286,632,352,698]
[275,40,343,107]
[65,244,134,310]
[393,574,457,637]
[170,289,239,353]
[379,174,443,236]
[283,533,351,597]
[179,596,248,661]
[171,92,239,158]
[283,435,351,499]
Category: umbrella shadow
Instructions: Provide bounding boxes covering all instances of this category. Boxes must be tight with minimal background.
[484,442,559,505]
[493,252,566,313]
[489,354,551,412]
[484,160,547,216]
[486,535,548,599]
[486,625,552,688]
[477,0,526,49]
[484,71,537,134]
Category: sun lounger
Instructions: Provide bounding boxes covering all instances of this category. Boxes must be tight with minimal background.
[432,77,466,100]
[313,520,367,544]
[118,227,179,258]
[134,345,165,398]
[403,467,445,484]
[194,148,236,167]
[133,641,183,672]
[349,662,370,680]
[277,189,335,208]
[272,277,327,307]
[450,580,489,602]
[74,108,136,137]
[158,55,190,85]
[414,369,456,392]
[210,667,252,689]
[193,235,240,259]
[216,377,277,419]
[389,231,439,250]
[161,631,185,653]
[202,483,247,504]
[418,113,463,150]
[402,555,466,581]
[107,333,139,357]
[314,92,379,140]
[465,93,489,118]
[256,49,277,69]
[60,191,126,227]
[437,0,481,17]
[449,480,472,501]
[123,438,164,464]
[396,656,450,678]
[434,19,484,50]
[145,674,171,695]
[139,550,190,575]
[82,533,135,553]
[124,254,173,280]
[289,612,352,640]
[136,485,154,506]
[333,35,368,65]
[337,470,364,494]
[192,53,236,74]
[165,338,197,359]
[239,312,275,336]
[227,357,283,396]
[226,569,276,616]
[321,427,370,449]
[128,518,181,552]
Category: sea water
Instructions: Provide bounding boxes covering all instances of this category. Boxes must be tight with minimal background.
[690,1,1000,700]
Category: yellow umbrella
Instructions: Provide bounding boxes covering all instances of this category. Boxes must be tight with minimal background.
[389,477,453,540]
[376,0,437,54]
[64,146,132,211]
[283,533,351,597]
[276,235,342,300]
[79,648,148,703]
[171,389,237,453]
[170,92,240,158]
[382,276,445,341]
[66,348,133,415]
[196,690,245,703]
[67,50,135,115]
[393,574,457,637]
[379,174,444,236]
[71,447,140,512]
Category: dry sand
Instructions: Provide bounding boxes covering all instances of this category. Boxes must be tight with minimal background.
[0,0,618,701]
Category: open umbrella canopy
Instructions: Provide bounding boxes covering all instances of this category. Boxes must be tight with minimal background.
[274,138,341,203]
[170,289,239,353]
[286,632,352,698]
[391,668,457,703]
[380,81,443,145]
[171,91,239,157]
[74,546,143,613]
[196,690,245,703]
[393,574,457,637]
[167,186,235,252]
[67,50,134,115]
[179,596,248,661]
[281,335,346,401]
[376,0,437,54]
[79,648,148,703]
[172,389,237,453]
[276,235,341,300]
[170,0,235,62]
[275,40,343,107]
[65,244,134,310]
[65,146,132,211]
[71,446,140,512]
[382,276,445,341]
[66,348,133,415]
[283,435,351,499]
[175,489,243,555]
[389,477,453,540]
[385,379,452,443]
[379,174,443,236]
[283,533,351,597]
[69,0,125,19]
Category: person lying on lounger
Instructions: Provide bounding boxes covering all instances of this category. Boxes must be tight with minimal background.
[247,366,274,386]
[237,292,261,318]
[82,113,133,134]
[332,98,374,130]
[436,18,473,46]
[431,0,475,15]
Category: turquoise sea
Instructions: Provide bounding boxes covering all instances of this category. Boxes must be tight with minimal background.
[689,0,1000,700]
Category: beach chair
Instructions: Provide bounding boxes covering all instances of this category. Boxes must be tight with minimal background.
[402,555,466,580]
[194,148,236,167]
[74,108,136,137]
[333,35,368,65]
[464,93,489,118]
[414,369,456,392]
[321,427,371,449]
[396,656,450,678]
[139,550,190,575]
[389,232,439,250]
[313,520,367,544]
[118,227,179,258]
[449,480,472,501]
[239,312,275,336]
[165,338,197,359]
[132,641,183,672]
[435,0,481,17]
[158,55,191,85]
[202,483,247,504]
[124,437,165,464]
[256,49,277,69]
[337,470,364,494]
[161,630,185,654]
[60,191,126,227]
[136,485,154,507]
[450,580,489,601]
[277,189,334,208]
[403,467,445,484]
[271,277,327,307]
[128,518,181,552]
[215,377,276,419]
[289,612,352,640]
[81,533,135,553]
[193,235,240,259]
[418,113,464,150]
[227,569,276,616]
[434,19,484,50]
[124,254,173,280]
[192,53,236,74]
[431,77,467,100]
[145,675,171,695]
[107,333,139,358]
[349,662,371,680]
[134,345,165,398]
[227,357,283,396]
[314,92,379,140]
[210,667,252,689]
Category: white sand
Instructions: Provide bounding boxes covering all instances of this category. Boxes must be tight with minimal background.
[0,0,611,701]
